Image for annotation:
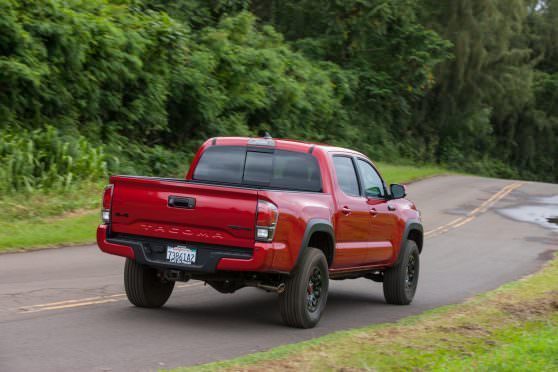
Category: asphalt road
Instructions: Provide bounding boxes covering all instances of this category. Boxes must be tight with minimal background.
[1,175,557,372]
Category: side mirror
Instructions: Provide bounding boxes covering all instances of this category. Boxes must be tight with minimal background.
[390,184,406,199]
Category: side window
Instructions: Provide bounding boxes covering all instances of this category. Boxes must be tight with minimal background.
[356,159,385,198]
[333,156,360,197]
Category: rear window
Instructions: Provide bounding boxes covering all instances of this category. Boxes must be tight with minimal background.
[191,146,245,184]
[193,146,322,192]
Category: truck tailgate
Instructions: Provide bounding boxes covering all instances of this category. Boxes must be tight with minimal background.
[109,176,258,248]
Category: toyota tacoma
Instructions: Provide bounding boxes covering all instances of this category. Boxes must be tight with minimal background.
[97,135,423,328]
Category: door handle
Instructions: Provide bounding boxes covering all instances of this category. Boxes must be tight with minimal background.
[342,206,352,216]
[369,207,378,217]
[168,196,196,209]
[387,204,396,211]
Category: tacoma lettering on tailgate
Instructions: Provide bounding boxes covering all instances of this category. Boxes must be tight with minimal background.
[139,224,225,240]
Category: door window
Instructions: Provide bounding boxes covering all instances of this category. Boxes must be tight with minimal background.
[356,159,385,198]
[333,156,360,196]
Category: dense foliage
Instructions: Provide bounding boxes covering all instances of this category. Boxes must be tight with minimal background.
[0,126,107,192]
[0,0,556,191]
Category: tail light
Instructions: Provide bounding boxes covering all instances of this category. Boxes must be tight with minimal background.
[101,184,113,224]
[255,200,278,242]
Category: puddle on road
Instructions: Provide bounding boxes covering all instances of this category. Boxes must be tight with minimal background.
[536,195,558,205]
[499,195,558,231]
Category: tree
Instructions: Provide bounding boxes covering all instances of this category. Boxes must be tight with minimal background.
[252,0,451,159]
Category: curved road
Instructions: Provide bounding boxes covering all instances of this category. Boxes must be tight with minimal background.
[0,175,557,371]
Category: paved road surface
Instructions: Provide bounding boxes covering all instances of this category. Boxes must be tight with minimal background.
[0,175,557,371]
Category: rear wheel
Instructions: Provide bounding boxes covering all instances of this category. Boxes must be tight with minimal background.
[279,247,329,328]
[124,259,175,308]
[383,240,420,305]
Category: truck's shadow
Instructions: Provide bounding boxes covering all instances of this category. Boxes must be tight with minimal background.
[114,287,389,329]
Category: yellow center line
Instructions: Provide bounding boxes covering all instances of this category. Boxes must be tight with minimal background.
[475,183,522,214]
[22,298,121,313]
[17,281,204,314]
[468,183,515,215]
[452,215,476,229]
[425,182,524,238]
[423,216,467,236]
[20,293,127,310]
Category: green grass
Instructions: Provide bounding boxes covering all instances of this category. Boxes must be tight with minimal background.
[0,180,104,221]
[444,317,558,371]
[0,164,448,252]
[376,162,450,185]
[0,181,103,252]
[168,252,558,372]
[0,211,99,251]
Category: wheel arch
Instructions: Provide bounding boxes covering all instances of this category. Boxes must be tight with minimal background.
[395,219,423,265]
[293,219,335,271]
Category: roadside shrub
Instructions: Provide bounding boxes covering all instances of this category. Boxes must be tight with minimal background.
[105,137,194,178]
[0,0,189,141]
[166,12,355,145]
[0,126,108,193]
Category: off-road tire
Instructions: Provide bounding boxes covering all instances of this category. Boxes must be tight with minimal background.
[124,259,175,308]
[279,247,329,328]
[383,240,420,305]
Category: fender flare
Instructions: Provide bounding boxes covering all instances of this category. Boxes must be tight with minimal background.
[293,219,335,271]
[394,219,423,266]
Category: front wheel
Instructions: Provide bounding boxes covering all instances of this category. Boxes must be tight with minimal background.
[124,259,175,308]
[279,247,329,328]
[383,240,420,305]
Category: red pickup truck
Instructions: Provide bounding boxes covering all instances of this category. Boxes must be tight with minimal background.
[97,135,423,328]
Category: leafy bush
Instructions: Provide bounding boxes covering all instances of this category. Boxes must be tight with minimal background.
[166,12,355,145]
[0,0,188,140]
[0,126,107,193]
[105,137,193,178]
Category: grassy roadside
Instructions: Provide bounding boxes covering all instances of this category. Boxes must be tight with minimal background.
[0,163,448,252]
[0,182,103,252]
[375,162,448,186]
[0,212,100,251]
[169,252,558,372]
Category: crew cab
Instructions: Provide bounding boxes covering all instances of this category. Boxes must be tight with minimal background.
[97,135,423,328]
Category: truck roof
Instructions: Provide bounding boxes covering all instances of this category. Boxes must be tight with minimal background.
[209,136,367,158]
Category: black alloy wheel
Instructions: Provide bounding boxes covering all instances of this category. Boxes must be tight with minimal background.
[279,247,329,328]
[383,240,420,305]
[306,267,323,313]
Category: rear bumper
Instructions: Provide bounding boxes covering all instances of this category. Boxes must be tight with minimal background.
[97,224,135,259]
[96,224,276,273]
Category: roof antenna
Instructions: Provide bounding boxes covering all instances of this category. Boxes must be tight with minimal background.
[259,131,272,139]
[249,131,275,146]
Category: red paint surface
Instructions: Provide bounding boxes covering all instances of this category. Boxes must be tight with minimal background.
[97,224,135,259]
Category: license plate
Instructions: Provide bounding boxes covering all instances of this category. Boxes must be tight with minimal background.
[166,245,197,265]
